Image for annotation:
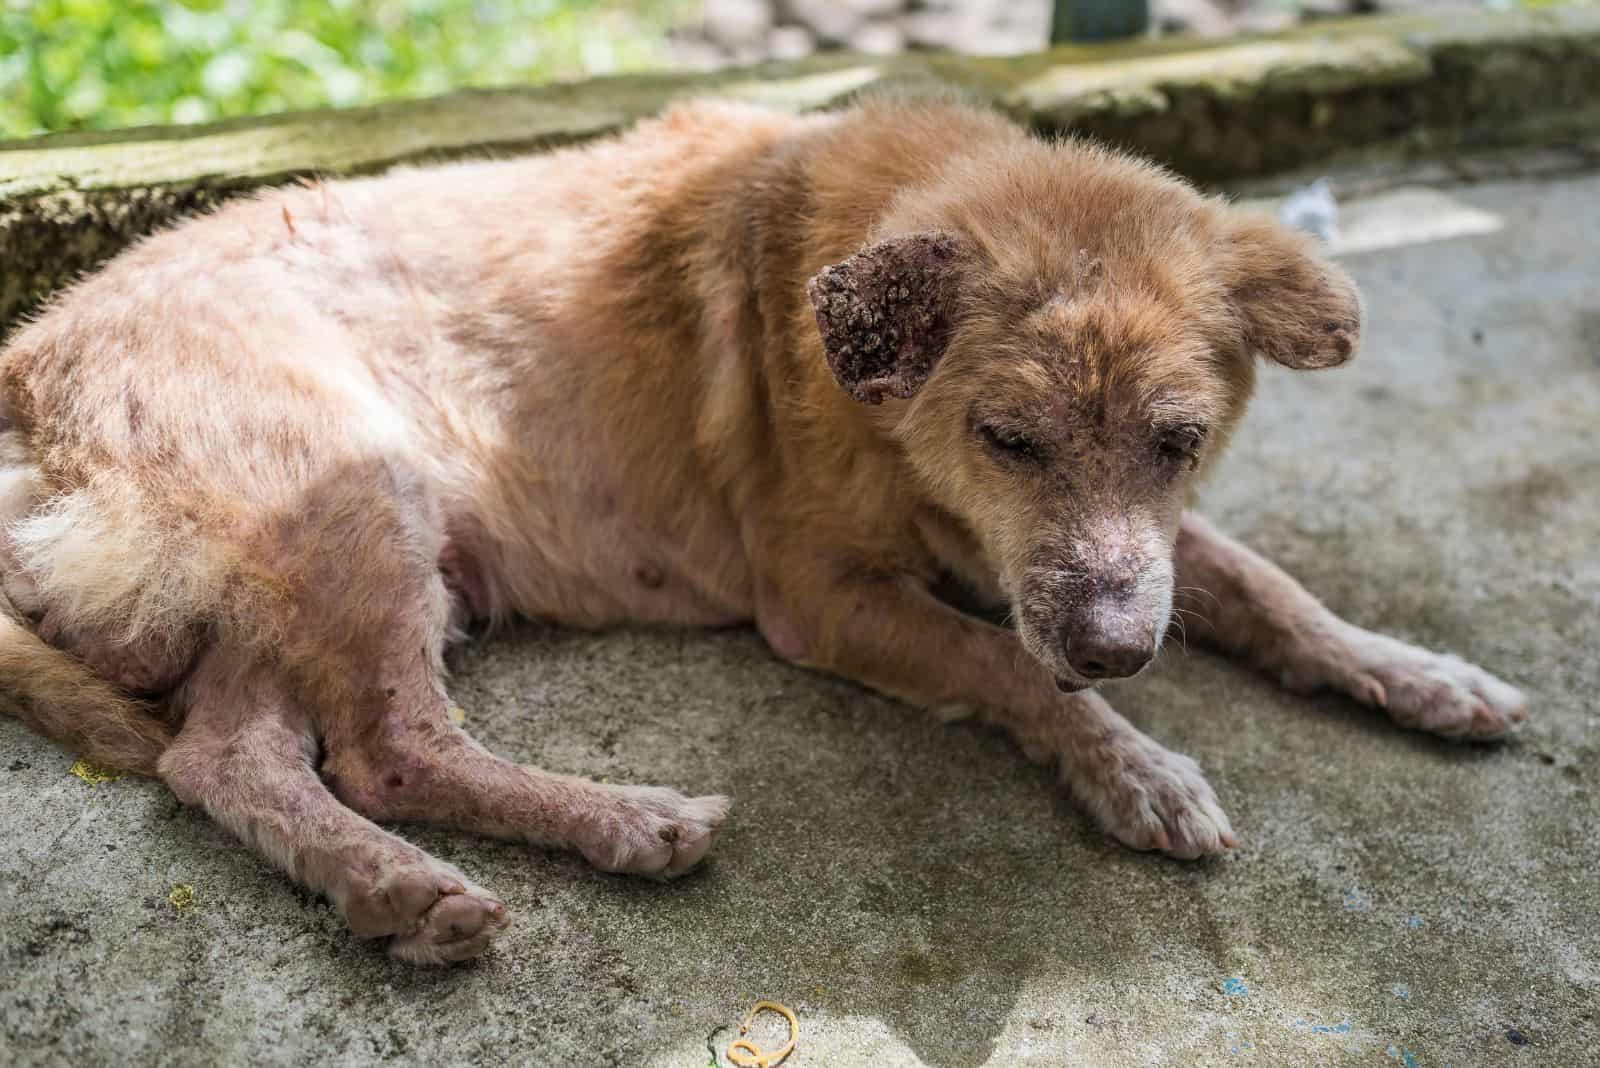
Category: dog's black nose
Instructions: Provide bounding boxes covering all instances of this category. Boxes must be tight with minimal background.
[1064,633,1154,681]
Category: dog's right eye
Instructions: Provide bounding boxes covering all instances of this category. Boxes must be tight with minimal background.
[1155,425,1206,469]
[979,423,1041,462]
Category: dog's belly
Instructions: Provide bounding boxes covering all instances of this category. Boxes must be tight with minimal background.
[462,462,755,631]
[506,520,751,630]
[544,520,749,629]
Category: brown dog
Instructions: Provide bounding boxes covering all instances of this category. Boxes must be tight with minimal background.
[0,98,1525,963]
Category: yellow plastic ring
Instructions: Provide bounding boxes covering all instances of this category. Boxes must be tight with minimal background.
[725,1001,799,1068]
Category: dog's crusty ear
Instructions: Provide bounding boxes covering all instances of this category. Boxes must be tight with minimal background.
[1220,215,1362,370]
[806,231,966,404]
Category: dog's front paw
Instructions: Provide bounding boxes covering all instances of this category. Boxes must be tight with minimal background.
[1343,644,1527,741]
[1069,737,1236,860]
[573,785,730,878]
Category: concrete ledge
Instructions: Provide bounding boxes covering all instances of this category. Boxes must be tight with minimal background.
[3,7,1599,331]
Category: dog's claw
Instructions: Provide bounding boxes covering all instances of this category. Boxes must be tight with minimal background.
[574,786,729,878]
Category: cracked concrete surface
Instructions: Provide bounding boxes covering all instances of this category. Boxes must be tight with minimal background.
[1,169,1596,1067]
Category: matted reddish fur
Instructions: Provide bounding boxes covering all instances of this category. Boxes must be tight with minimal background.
[0,98,1525,963]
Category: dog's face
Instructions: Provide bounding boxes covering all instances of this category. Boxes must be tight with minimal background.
[808,192,1361,691]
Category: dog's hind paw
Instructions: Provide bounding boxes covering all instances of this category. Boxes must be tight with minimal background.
[1071,737,1237,860]
[342,860,510,964]
[573,784,730,879]
[387,886,512,965]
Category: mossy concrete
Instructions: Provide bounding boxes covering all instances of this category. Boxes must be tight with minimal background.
[4,7,1600,331]
[1,168,1597,1066]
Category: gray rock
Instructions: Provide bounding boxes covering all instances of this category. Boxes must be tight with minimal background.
[903,10,971,49]
[782,0,868,45]
[850,19,909,55]
[1155,0,1237,36]
[702,0,774,49]
[767,24,819,61]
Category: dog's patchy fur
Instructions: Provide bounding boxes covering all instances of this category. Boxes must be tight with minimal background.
[0,98,1525,962]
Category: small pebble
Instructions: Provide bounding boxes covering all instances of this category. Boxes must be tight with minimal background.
[69,759,122,786]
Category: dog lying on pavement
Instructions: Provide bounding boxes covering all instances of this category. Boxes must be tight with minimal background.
[0,98,1526,963]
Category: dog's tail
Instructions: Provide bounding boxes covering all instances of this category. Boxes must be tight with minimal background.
[0,610,174,776]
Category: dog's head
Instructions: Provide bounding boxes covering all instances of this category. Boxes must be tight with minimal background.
[807,149,1360,691]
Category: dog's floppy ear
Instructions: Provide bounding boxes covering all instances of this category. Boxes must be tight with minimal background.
[1219,215,1362,370]
[806,231,966,404]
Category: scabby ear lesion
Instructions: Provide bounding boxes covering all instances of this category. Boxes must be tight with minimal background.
[806,231,967,404]
[1219,214,1363,371]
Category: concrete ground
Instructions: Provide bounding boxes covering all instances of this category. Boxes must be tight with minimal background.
[1,168,1596,1068]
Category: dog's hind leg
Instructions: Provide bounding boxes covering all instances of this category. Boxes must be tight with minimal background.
[35,613,197,696]
[1172,512,1527,740]
[316,581,728,879]
[320,676,730,878]
[158,649,510,963]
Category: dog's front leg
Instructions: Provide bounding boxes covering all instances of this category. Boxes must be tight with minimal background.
[760,574,1235,858]
[1174,513,1527,739]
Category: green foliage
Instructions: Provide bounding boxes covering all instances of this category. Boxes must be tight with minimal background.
[0,0,694,138]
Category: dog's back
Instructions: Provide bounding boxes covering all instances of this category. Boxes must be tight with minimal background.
[0,102,823,733]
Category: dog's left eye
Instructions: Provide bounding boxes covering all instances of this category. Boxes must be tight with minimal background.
[1156,426,1205,465]
[979,423,1042,461]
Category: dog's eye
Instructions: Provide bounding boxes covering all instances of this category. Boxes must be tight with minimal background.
[979,423,1041,461]
[1156,426,1205,466]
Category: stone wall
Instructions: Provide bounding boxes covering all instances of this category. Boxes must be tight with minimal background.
[675,0,1387,67]
[3,7,1598,334]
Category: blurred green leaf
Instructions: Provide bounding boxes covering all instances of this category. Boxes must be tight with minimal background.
[0,0,697,137]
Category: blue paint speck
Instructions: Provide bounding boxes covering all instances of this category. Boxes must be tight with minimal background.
[1343,888,1371,912]
[1392,983,1411,999]
[1311,1020,1353,1035]
[1221,977,1249,996]
[1404,916,1424,929]
[1386,1044,1422,1067]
